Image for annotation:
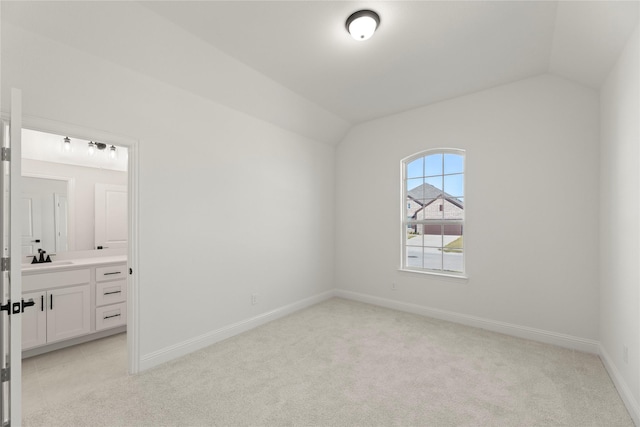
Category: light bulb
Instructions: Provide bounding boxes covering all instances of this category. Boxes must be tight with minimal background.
[349,16,377,40]
[63,137,71,152]
[109,145,116,159]
[88,141,96,156]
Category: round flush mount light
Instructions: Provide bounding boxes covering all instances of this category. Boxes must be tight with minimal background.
[346,10,380,41]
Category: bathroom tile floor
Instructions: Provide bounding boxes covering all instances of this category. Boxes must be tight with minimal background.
[21,333,127,417]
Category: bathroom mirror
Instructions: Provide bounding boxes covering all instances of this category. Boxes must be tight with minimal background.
[21,176,70,257]
[21,128,129,257]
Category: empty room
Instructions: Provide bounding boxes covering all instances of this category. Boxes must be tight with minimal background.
[0,1,639,426]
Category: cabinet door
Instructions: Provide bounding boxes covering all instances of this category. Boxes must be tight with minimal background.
[46,285,90,343]
[22,291,46,350]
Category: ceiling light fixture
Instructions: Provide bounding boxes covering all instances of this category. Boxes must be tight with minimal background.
[346,10,380,41]
[88,141,108,157]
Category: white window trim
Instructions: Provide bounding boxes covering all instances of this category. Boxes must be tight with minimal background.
[400,148,466,278]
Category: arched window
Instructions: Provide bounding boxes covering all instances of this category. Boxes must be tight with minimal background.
[402,149,465,275]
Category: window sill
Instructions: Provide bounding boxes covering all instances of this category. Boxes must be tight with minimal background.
[398,268,469,281]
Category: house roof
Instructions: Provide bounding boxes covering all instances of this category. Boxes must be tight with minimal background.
[407,183,464,209]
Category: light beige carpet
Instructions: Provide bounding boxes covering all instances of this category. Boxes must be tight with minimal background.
[24,298,632,426]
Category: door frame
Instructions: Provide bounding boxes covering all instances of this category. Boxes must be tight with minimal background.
[13,114,141,375]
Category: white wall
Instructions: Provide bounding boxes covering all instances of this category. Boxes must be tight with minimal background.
[336,74,600,342]
[2,22,335,362]
[22,159,128,252]
[599,25,640,413]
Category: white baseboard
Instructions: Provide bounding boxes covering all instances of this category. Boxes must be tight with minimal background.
[599,345,640,426]
[335,290,600,354]
[139,290,336,371]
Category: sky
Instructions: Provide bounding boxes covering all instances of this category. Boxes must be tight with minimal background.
[406,153,464,198]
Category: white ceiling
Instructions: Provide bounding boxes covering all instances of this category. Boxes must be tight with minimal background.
[2,1,638,142]
[142,1,639,123]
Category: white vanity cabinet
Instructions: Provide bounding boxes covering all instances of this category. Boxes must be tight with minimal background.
[21,258,127,353]
[22,269,91,350]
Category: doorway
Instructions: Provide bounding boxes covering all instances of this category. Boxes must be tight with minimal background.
[17,120,139,418]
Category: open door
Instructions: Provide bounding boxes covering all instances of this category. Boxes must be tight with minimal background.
[1,89,28,425]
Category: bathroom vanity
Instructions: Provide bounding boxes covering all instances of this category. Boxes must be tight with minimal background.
[21,256,127,357]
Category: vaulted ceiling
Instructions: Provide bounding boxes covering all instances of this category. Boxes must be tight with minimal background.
[2,1,638,144]
[142,1,639,123]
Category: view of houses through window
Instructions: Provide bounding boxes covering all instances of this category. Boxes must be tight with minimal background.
[403,150,465,274]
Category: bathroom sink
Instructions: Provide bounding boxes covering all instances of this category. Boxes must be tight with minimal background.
[22,260,75,270]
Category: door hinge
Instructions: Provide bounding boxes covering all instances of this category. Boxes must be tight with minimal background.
[0,147,9,161]
[0,367,9,382]
[0,257,9,272]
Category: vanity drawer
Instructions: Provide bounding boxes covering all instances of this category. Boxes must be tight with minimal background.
[96,280,126,306]
[95,302,127,331]
[22,269,90,293]
[96,264,127,282]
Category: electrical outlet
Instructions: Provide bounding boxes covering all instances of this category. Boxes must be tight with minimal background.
[623,345,629,364]
[251,293,258,305]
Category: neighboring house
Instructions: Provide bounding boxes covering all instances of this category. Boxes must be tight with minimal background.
[407,183,464,236]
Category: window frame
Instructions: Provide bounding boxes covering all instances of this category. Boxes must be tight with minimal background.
[400,148,466,278]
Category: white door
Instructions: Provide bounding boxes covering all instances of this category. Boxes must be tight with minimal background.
[1,88,24,425]
[21,193,43,257]
[95,184,127,249]
[21,291,46,350]
[46,284,90,343]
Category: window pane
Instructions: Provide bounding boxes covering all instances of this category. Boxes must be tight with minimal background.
[443,251,463,273]
[425,176,443,192]
[406,229,423,246]
[406,178,423,195]
[423,224,442,248]
[414,203,425,220]
[443,235,463,249]
[444,174,463,197]
[406,246,423,268]
[421,199,443,220]
[443,198,464,220]
[444,153,464,174]
[423,247,442,270]
[406,198,422,218]
[406,158,423,179]
[425,154,442,176]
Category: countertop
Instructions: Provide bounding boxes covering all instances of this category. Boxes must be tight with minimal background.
[21,255,127,275]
